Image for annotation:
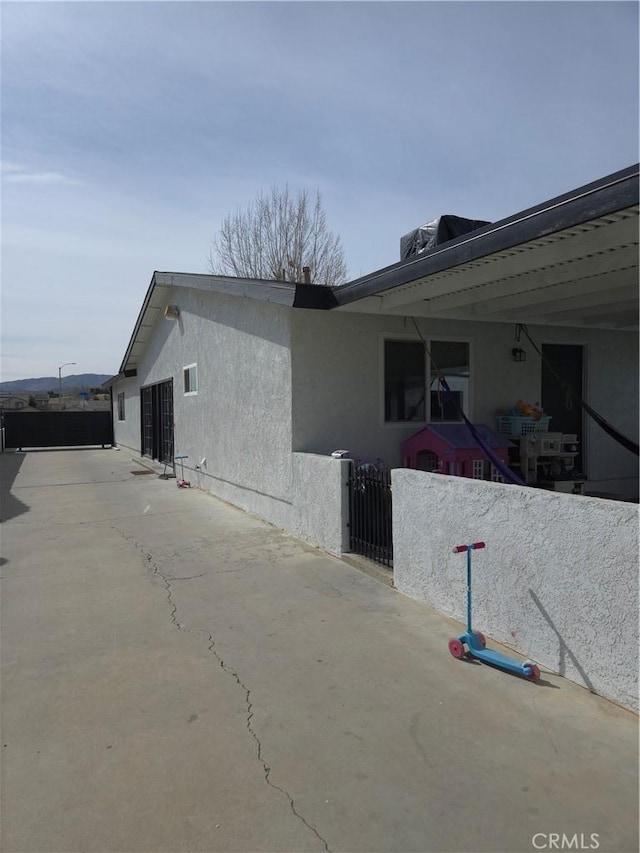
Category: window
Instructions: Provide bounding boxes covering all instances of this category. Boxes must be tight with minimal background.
[183,363,198,396]
[384,340,425,422]
[383,337,470,424]
[472,459,485,479]
[491,466,505,483]
[417,450,439,472]
[117,392,125,421]
[429,341,469,422]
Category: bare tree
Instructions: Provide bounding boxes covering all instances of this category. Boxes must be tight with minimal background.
[209,186,347,285]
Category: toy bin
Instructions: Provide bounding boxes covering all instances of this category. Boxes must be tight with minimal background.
[496,415,551,436]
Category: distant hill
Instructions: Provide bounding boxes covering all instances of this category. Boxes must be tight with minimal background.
[0,374,112,393]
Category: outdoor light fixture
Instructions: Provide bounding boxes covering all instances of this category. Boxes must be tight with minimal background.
[164,305,180,319]
[511,347,526,363]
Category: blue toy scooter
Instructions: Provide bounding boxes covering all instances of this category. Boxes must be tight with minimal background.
[448,541,540,681]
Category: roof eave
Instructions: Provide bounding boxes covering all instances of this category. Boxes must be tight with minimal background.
[331,163,639,306]
[117,271,336,374]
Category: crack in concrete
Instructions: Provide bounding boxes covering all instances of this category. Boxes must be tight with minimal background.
[141,549,184,631]
[112,525,331,852]
[165,574,205,581]
[112,527,185,631]
[205,632,331,853]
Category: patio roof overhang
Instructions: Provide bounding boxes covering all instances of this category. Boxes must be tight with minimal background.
[333,165,639,331]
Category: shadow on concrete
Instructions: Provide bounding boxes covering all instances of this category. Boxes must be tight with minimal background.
[13,446,112,453]
[462,651,559,689]
[529,588,595,693]
[0,452,30,524]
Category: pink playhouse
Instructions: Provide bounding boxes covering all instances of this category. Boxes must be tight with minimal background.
[402,424,513,482]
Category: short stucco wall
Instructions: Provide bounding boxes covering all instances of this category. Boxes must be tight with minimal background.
[392,469,639,712]
[291,453,350,556]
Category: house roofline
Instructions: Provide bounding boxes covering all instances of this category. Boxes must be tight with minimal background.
[331,163,639,307]
[113,163,638,375]
[117,271,335,374]
[118,272,157,375]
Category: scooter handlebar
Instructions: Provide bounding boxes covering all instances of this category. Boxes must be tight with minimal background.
[453,541,486,553]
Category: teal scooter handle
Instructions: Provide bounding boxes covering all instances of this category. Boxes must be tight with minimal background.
[448,541,540,682]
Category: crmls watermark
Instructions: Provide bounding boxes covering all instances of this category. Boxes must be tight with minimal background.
[531,833,600,850]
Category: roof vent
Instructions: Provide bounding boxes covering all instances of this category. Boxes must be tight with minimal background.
[400,215,490,261]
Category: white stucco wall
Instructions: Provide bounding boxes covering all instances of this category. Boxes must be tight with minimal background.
[111,377,141,452]
[584,331,639,495]
[291,453,350,556]
[392,469,639,712]
[114,287,294,529]
[291,310,638,495]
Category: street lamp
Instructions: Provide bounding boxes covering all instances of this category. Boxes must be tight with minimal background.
[58,362,76,407]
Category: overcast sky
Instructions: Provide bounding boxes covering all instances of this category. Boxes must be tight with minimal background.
[2,1,638,381]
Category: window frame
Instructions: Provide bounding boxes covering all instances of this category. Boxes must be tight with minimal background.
[472,459,485,479]
[380,334,473,427]
[491,465,505,483]
[117,391,125,422]
[183,363,198,397]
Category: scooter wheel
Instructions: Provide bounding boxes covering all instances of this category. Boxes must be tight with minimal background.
[448,638,466,659]
[474,631,486,648]
[524,663,540,681]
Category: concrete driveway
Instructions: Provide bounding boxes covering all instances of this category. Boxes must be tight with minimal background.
[1,449,637,853]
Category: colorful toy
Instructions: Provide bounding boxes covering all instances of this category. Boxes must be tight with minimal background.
[402,424,513,482]
[175,455,191,488]
[513,400,544,420]
[448,541,540,681]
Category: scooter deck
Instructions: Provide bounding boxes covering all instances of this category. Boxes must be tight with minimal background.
[460,633,532,675]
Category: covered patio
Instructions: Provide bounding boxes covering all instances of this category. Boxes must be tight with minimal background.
[332,164,639,500]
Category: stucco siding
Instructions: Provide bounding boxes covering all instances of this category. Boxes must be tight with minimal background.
[291,453,350,555]
[291,310,638,492]
[120,287,294,528]
[392,469,639,712]
[584,332,639,494]
[112,377,141,452]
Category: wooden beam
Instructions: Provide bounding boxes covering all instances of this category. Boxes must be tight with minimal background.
[423,253,638,316]
[534,298,639,323]
[461,267,637,318]
[487,283,638,321]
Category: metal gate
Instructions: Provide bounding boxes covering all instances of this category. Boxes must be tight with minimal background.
[2,411,113,450]
[140,380,173,463]
[160,380,174,464]
[347,464,393,567]
[141,386,153,458]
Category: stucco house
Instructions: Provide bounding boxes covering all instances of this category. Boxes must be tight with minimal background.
[109,164,638,710]
[110,163,638,514]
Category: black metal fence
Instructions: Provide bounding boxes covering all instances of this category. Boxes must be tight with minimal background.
[347,464,393,567]
[2,411,113,450]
